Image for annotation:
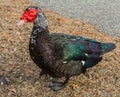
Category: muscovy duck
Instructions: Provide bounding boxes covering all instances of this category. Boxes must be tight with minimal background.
[17,6,116,91]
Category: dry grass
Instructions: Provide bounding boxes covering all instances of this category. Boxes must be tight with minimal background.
[0,0,120,97]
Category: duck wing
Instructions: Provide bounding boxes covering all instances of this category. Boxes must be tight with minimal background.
[50,33,115,70]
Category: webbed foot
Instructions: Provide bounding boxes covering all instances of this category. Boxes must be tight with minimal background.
[49,81,66,91]
[49,77,69,91]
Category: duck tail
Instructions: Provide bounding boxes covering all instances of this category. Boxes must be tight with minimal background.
[102,43,116,54]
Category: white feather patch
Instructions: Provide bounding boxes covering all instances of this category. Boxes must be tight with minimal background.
[63,61,67,64]
[82,60,85,66]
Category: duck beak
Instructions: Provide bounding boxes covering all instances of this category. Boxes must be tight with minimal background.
[16,20,26,26]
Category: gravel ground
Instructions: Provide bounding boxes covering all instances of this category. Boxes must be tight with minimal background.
[0,0,120,97]
[32,0,120,37]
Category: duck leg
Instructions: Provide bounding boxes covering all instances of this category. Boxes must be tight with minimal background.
[39,70,49,79]
[49,77,69,91]
[39,70,45,78]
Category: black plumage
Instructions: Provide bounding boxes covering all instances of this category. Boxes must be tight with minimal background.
[17,6,116,91]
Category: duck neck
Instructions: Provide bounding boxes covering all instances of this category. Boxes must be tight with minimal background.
[30,11,54,64]
[34,12,48,29]
[30,12,50,45]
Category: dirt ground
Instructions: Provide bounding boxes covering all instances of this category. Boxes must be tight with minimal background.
[0,0,120,97]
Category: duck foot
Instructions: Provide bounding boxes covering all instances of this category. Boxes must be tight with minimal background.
[49,77,69,91]
[49,82,66,91]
